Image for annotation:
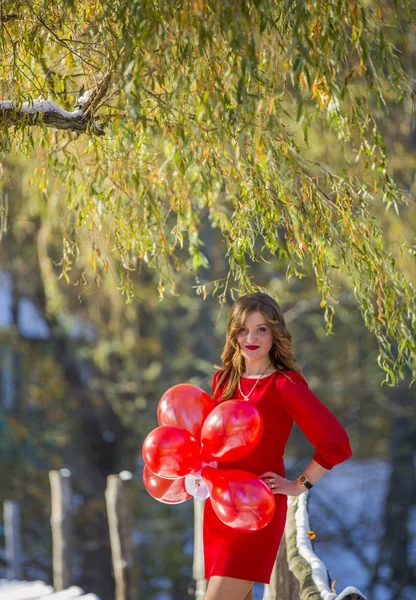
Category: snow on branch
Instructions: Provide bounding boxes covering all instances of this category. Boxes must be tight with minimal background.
[0,74,111,136]
[285,494,367,600]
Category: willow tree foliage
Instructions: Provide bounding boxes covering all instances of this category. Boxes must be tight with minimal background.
[0,0,415,383]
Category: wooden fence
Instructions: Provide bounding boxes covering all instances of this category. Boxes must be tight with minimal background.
[1,469,367,600]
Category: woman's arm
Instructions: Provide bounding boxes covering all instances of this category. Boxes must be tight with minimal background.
[260,459,328,496]
[279,372,352,470]
[260,372,352,495]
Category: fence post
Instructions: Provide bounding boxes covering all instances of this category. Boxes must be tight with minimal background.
[49,468,73,591]
[263,534,300,600]
[4,500,23,579]
[105,471,138,600]
[192,499,206,598]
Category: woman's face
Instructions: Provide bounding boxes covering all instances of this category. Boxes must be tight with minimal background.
[236,310,274,364]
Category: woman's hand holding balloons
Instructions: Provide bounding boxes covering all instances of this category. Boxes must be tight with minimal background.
[142,382,276,531]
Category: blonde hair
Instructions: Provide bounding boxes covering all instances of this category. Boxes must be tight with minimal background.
[214,292,303,400]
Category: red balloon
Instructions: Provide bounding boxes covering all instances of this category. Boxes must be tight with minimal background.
[200,401,263,462]
[142,465,192,504]
[158,384,216,440]
[201,466,275,532]
[142,425,201,479]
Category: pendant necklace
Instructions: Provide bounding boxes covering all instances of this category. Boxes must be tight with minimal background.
[238,361,272,401]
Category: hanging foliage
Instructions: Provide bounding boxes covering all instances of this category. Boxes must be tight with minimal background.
[0,0,415,384]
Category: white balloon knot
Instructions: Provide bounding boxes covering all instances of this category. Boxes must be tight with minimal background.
[185,472,210,501]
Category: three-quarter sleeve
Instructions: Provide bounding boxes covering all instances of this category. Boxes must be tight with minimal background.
[278,371,352,470]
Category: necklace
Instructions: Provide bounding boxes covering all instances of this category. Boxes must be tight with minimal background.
[238,361,272,401]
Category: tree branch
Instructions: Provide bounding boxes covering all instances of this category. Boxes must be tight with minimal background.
[0,14,20,22]
[0,99,103,135]
[0,74,112,136]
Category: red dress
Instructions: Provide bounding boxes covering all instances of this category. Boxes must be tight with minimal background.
[203,369,352,584]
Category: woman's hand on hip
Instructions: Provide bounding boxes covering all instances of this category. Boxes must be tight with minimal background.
[259,471,304,496]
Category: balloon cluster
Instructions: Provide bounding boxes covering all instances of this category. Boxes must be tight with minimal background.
[142,383,275,532]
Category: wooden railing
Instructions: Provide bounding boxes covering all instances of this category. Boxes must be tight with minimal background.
[2,471,367,600]
[283,494,367,600]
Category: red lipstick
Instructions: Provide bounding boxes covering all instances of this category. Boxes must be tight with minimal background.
[246,345,260,350]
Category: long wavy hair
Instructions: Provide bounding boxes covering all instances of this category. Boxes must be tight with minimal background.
[213,292,303,400]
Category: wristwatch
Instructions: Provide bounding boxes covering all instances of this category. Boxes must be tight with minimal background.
[297,473,313,489]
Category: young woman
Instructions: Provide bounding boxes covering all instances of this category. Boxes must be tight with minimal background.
[203,292,352,600]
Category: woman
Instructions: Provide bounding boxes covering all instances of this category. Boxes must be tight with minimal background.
[203,292,352,600]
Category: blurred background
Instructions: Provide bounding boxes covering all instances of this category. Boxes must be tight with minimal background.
[0,150,414,599]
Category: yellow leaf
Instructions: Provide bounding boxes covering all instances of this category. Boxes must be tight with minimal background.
[66,53,76,68]
[193,0,204,16]
[312,74,330,110]
[299,72,308,89]
[89,252,97,274]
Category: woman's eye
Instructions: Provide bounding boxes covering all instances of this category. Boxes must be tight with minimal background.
[258,327,266,332]
[239,328,246,333]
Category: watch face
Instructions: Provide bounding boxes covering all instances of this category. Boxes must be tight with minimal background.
[298,475,307,484]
